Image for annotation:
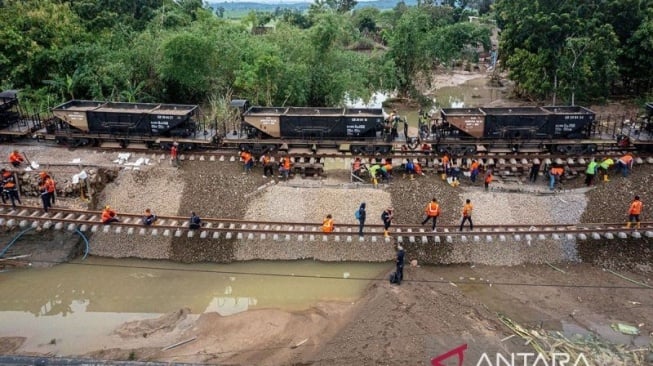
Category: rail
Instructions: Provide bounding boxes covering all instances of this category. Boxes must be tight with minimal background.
[1,205,651,245]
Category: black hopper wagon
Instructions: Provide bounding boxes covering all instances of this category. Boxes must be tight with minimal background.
[438,105,597,155]
[38,100,216,149]
[225,100,390,154]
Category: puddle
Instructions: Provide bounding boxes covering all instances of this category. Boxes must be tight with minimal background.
[0,257,389,354]
[561,320,651,347]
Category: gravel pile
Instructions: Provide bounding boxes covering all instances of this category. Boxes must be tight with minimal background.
[89,163,184,259]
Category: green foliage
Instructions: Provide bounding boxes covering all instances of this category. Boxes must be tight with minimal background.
[496,0,651,102]
[386,6,489,96]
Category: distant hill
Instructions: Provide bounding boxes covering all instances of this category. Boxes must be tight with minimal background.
[209,0,419,15]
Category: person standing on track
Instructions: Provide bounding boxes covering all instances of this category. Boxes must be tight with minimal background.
[356,203,366,237]
[459,199,473,231]
[421,198,441,232]
[38,172,53,213]
[381,207,394,238]
[626,195,643,229]
[1,168,21,209]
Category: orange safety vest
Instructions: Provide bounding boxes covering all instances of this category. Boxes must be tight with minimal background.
[45,177,56,193]
[384,163,392,171]
[551,167,564,176]
[241,151,252,163]
[2,172,15,189]
[470,161,480,172]
[442,156,450,166]
[262,155,270,165]
[322,218,334,233]
[462,203,473,217]
[9,152,23,164]
[620,155,633,165]
[425,202,440,217]
[414,163,423,175]
[485,173,493,183]
[629,200,643,215]
[101,209,116,222]
[283,157,291,170]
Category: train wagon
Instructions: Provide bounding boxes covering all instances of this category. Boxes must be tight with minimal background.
[0,90,20,129]
[229,104,390,154]
[439,106,596,154]
[44,100,214,148]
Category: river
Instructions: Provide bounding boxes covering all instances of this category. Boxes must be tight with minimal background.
[0,257,389,355]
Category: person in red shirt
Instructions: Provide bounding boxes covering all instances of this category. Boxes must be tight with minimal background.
[627,195,643,229]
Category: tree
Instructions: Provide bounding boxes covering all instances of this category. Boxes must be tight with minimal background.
[496,0,644,102]
[386,8,433,96]
[158,31,219,102]
[326,0,358,13]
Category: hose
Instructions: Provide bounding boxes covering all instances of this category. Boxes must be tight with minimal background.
[75,228,90,260]
[0,227,90,261]
[0,227,34,258]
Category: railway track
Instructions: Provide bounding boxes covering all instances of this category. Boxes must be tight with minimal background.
[2,205,652,245]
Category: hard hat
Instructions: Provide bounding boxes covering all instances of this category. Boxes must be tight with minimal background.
[105,205,111,210]
[39,171,47,177]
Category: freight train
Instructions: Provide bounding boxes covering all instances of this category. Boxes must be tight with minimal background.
[0,91,651,154]
[438,106,598,155]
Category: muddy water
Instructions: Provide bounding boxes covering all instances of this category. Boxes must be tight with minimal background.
[349,77,509,128]
[431,77,507,110]
[0,257,389,354]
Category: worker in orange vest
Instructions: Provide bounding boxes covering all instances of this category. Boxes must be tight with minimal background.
[240,149,253,174]
[469,159,480,183]
[549,165,564,190]
[1,168,21,209]
[421,198,441,232]
[617,153,634,177]
[260,151,274,178]
[38,172,54,212]
[170,142,179,167]
[279,155,292,180]
[9,150,24,168]
[322,214,334,233]
[627,195,643,229]
[484,169,493,191]
[101,205,119,224]
[459,199,473,231]
[441,153,450,179]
